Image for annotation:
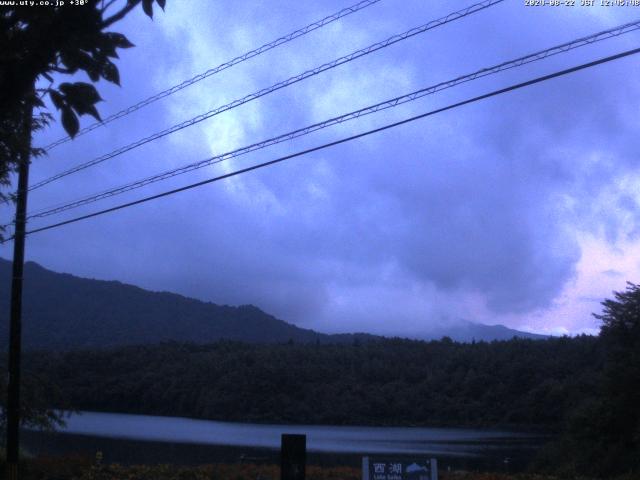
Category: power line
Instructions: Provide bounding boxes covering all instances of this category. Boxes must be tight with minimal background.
[11,46,639,241]
[30,0,505,191]
[24,19,640,221]
[41,0,385,151]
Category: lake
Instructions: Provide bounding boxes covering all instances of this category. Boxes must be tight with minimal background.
[23,411,547,471]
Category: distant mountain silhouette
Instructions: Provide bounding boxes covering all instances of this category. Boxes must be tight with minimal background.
[420,320,547,342]
[0,258,375,350]
[0,258,545,350]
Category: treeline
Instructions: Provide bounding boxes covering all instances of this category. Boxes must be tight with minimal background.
[25,336,601,430]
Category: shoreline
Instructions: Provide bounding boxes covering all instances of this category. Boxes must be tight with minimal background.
[22,429,536,473]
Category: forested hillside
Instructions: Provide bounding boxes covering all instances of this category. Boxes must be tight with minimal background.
[0,259,375,349]
[25,336,601,429]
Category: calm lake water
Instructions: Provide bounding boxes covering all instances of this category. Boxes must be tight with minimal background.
[23,411,547,471]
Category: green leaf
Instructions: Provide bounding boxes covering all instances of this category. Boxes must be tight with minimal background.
[104,32,135,49]
[59,52,80,74]
[60,82,102,105]
[49,90,65,110]
[74,50,96,69]
[58,83,74,96]
[61,106,79,138]
[99,37,119,59]
[76,82,103,104]
[61,82,103,120]
[87,67,101,82]
[84,104,102,122]
[76,50,101,81]
[142,0,153,18]
[70,102,97,118]
[101,61,120,86]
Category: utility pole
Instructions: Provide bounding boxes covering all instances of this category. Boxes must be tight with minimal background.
[6,96,34,480]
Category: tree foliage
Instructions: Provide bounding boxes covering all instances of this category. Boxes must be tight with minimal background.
[24,336,602,430]
[0,0,166,430]
[537,283,640,477]
[0,369,68,446]
[0,0,166,207]
[593,283,640,475]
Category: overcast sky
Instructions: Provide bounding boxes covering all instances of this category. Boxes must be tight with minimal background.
[2,0,640,336]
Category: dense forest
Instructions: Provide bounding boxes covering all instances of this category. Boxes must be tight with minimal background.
[24,336,601,430]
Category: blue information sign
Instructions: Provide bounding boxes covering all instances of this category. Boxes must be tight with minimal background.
[362,457,437,480]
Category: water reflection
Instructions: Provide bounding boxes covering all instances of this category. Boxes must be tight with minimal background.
[40,411,542,457]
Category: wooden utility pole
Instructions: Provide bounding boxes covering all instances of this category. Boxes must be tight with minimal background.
[6,97,34,480]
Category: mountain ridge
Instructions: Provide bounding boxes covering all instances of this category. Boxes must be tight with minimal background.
[0,257,546,350]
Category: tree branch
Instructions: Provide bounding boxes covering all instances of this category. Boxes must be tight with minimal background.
[102,1,139,28]
[50,66,73,74]
[100,0,119,14]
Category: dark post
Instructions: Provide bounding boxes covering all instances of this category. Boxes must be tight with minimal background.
[6,97,33,480]
[281,434,306,480]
